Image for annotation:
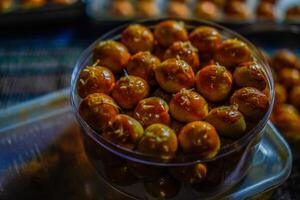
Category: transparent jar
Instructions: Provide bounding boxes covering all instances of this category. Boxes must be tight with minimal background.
[70,19,275,200]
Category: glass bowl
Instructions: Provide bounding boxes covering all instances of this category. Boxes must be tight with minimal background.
[70,18,275,199]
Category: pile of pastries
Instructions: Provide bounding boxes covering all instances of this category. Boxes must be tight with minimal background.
[75,20,271,198]
[107,0,300,21]
[76,20,270,162]
[264,49,300,145]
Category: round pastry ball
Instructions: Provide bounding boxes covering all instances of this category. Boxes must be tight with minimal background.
[230,87,269,121]
[154,20,188,48]
[272,104,300,142]
[178,121,220,159]
[290,85,300,109]
[170,163,207,184]
[215,39,252,67]
[189,26,222,56]
[112,75,149,109]
[136,0,160,18]
[233,61,267,91]
[134,97,170,127]
[103,114,144,150]
[138,123,178,160]
[278,68,300,88]
[195,1,221,21]
[93,40,131,73]
[121,24,155,54]
[274,83,287,105]
[286,5,300,21]
[110,0,135,17]
[166,1,191,18]
[256,2,276,20]
[77,66,115,98]
[79,93,119,132]
[205,106,247,139]
[271,49,300,70]
[144,175,181,199]
[126,51,160,85]
[169,89,208,123]
[224,1,251,20]
[196,64,233,102]
[154,58,195,93]
[164,41,200,72]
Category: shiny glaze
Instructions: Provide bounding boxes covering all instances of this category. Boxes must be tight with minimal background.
[230,87,269,121]
[77,66,115,98]
[196,64,233,102]
[164,41,200,72]
[138,123,178,159]
[134,97,170,127]
[112,75,150,109]
[155,58,195,93]
[126,51,160,85]
[215,39,252,66]
[121,24,155,54]
[205,106,246,139]
[233,61,267,91]
[189,26,222,56]
[178,121,220,159]
[103,114,144,150]
[79,93,119,132]
[169,89,208,123]
[154,20,188,48]
[93,40,131,72]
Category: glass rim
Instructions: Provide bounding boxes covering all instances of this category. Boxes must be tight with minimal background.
[70,18,275,167]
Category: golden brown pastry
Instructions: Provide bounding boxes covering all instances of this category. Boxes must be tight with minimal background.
[110,0,135,17]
